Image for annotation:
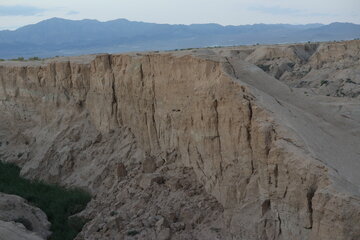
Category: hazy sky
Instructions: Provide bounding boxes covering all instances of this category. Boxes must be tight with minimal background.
[0,0,359,30]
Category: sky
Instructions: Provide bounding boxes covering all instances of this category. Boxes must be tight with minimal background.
[0,0,359,30]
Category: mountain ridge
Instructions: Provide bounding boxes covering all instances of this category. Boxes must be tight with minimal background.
[0,18,359,58]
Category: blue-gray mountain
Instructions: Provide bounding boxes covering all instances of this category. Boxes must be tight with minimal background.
[0,18,359,58]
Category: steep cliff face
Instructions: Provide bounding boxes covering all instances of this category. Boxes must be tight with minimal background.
[0,41,360,240]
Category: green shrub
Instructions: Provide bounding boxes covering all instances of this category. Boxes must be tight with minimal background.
[258,64,270,72]
[127,230,140,236]
[10,57,25,61]
[0,161,91,240]
[28,56,41,61]
[345,78,356,84]
[320,80,329,86]
[210,227,221,233]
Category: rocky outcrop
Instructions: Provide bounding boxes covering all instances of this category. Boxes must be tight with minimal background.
[0,40,360,239]
[243,40,360,98]
[0,193,51,240]
[0,220,44,240]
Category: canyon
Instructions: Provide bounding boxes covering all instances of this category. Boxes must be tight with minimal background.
[0,40,359,240]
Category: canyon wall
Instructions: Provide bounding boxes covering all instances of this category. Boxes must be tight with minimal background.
[0,41,360,239]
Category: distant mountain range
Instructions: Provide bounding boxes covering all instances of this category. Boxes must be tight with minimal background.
[1,18,360,59]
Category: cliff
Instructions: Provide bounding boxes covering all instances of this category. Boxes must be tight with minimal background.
[0,40,360,240]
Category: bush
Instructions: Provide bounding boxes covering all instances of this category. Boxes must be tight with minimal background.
[28,57,41,61]
[127,230,140,236]
[0,161,91,240]
[320,80,329,86]
[10,57,25,61]
[258,64,270,72]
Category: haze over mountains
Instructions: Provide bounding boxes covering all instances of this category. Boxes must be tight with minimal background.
[0,17,360,58]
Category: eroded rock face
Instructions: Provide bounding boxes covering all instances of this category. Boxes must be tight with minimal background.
[244,40,360,98]
[0,193,51,240]
[0,40,359,240]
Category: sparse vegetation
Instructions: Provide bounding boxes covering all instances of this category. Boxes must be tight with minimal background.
[345,78,356,84]
[258,64,270,72]
[28,56,41,61]
[10,57,25,61]
[205,45,223,49]
[335,89,346,97]
[168,47,199,52]
[320,80,329,86]
[0,161,91,240]
[4,56,43,61]
[127,230,140,236]
[210,227,221,233]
